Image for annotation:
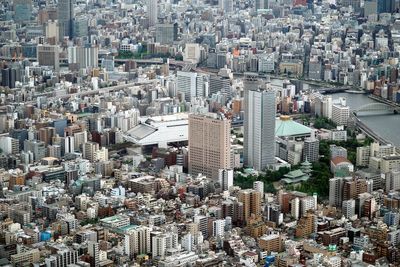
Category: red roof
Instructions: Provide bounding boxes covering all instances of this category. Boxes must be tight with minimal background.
[293,0,307,6]
[331,156,351,165]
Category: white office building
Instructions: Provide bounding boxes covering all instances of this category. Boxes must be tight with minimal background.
[386,170,400,192]
[243,73,276,171]
[124,226,151,257]
[342,199,356,219]
[212,219,225,237]
[253,181,264,197]
[177,71,209,102]
[332,97,350,126]
[147,0,158,26]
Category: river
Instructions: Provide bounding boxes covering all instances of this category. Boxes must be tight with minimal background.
[332,92,400,147]
[268,79,400,146]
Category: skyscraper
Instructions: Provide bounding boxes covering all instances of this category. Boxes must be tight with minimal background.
[238,189,261,224]
[218,169,234,191]
[155,23,178,44]
[63,136,75,155]
[68,45,99,69]
[329,177,344,207]
[147,0,158,27]
[189,113,231,180]
[303,132,319,162]
[377,0,396,13]
[124,226,151,257]
[87,241,99,267]
[13,0,32,22]
[219,0,233,13]
[37,44,60,72]
[243,73,276,171]
[255,0,269,10]
[177,71,209,102]
[342,199,356,219]
[212,219,226,237]
[58,0,74,39]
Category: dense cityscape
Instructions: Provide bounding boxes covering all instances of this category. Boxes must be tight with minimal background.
[1,0,400,266]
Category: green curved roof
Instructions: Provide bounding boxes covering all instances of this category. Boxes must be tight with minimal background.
[275,117,312,137]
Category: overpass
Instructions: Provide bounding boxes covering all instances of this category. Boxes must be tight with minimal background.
[368,94,400,109]
[351,115,389,145]
[11,81,155,106]
[353,102,400,116]
[316,86,351,94]
[0,56,187,67]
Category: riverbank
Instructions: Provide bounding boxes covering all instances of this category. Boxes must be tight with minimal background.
[335,92,400,147]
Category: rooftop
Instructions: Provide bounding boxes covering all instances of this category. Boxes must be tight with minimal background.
[275,116,312,137]
[100,214,129,223]
[331,156,352,165]
[125,114,189,146]
[282,169,310,184]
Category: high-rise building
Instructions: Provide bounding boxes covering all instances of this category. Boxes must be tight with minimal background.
[212,219,225,237]
[155,23,178,44]
[243,73,276,171]
[332,97,350,126]
[184,43,201,63]
[177,71,209,102]
[386,170,400,192]
[83,142,99,162]
[218,169,233,191]
[384,211,400,227]
[255,0,269,10]
[151,232,179,258]
[238,189,261,224]
[341,0,361,12]
[124,226,151,257]
[45,20,60,43]
[342,199,356,219]
[209,75,231,97]
[68,45,99,69]
[219,0,234,13]
[73,16,89,38]
[329,177,344,207]
[300,196,317,216]
[291,197,300,220]
[87,241,99,267]
[265,203,283,225]
[58,0,74,39]
[295,211,317,238]
[377,0,396,14]
[14,0,32,22]
[38,127,56,146]
[11,248,40,266]
[253,181,264,197]
[24,140,46,161]
[147,0,158,27]
[303,134,319,162]
[189,113,231,180]
[1,68,17,88]
[330,145,348,159]
[10,129,28,151]
[63,136,75,155]
[343,178,369,201]
[366,0,396,16]
[37,44,60,72]
[45,247,79,267]
[193,215,209,239]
